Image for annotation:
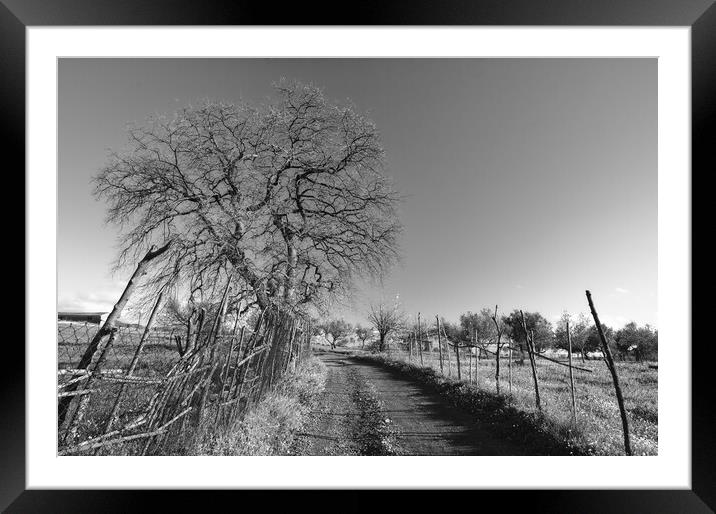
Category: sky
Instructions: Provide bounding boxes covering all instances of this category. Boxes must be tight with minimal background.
[58,58,657,329]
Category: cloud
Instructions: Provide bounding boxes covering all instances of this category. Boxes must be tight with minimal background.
[58,285,126,313]
[615,287,629,294]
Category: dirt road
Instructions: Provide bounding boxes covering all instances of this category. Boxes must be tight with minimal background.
[295,349,530,456]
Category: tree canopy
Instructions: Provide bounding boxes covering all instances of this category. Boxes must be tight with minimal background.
[503,310,554,353]
[95,80,402,314]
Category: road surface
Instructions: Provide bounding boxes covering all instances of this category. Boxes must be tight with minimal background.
[294,349,531,456]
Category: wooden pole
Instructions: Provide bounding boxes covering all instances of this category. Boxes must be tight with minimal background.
[567,320,577,429]
[64,327,119,444]
[196,279,232,424]
[491,305,502,395]
[408,330,413,362]
[58,243,171,427]
[508,339,513,396]
[455,340,461,380]
[441,321,452,377]
[102,291,164,435]
[586,290,631,455]
[520,310,541,412]
[436,316,444,374]
[417,313,424,366]
[476,341,481,387]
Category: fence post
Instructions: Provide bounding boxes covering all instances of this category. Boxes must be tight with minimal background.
[476,342,480,387]
[65,327,120,444]
[195,279,232,425]
[520,310,541,412]
[491,305,502,395]
[408,330,413,362]
[508,339,513,397]
[101,291,164,436]
[455,340,461,380]
[566,320,578,429]
[586,290,631,455]
[417,312,424,366]
[58,243,171,427]
[214,310,242,425]
[443,322,452,377]
[436,316,444,374]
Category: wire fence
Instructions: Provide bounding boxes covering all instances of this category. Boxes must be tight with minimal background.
[57,303,311,456]
[378,318,657,456]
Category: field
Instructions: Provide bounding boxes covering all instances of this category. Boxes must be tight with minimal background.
[378,346,657,455]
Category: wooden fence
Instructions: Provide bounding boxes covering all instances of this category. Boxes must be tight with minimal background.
[57,303,310,456]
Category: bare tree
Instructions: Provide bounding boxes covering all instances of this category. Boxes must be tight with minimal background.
[368,303,404,352]
[94,80,402,313]
[490,305,507,395]
[322,318,353,349]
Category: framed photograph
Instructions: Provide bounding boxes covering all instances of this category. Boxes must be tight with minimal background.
[7,0,713,511]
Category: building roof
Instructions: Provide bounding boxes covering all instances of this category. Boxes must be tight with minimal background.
[58,311,108,317]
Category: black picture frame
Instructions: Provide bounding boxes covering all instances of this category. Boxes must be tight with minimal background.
[5,0,713,511]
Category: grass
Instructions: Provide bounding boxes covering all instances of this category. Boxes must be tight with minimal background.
[359,348,657,456]
[188,355,327,456]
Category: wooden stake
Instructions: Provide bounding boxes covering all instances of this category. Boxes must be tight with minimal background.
[567,320,577,429]
[455,340,461,380]
[436,316,444,374]
[476,341,481,387]
[491,305,502,395]
[102,291,164,435]
[508,340,513,396]
[58,243,171,427]
[520,310,541,412]
[417,313,424,366]
[586,290,631,455]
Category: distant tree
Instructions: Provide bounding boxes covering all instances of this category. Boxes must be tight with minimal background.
[161,296,239,356]
[615,322,658,361]
[503,310,554,353]
[585,323,615,359]
[355,325,372,348]
[553,311,591,362]
[368,303,405,352]
[459,308,496,350]
[440,319,463,343]
[322,318,353,349]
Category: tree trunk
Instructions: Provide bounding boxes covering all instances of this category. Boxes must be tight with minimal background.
[284,242,297,303]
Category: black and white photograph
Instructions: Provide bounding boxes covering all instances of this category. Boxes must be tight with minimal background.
[56,57,658,457]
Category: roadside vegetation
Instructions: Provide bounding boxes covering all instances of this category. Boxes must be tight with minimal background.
[355,352,657,456]
[186,356,327,456]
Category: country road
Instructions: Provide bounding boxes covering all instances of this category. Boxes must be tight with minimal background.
[294,349,530,456]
